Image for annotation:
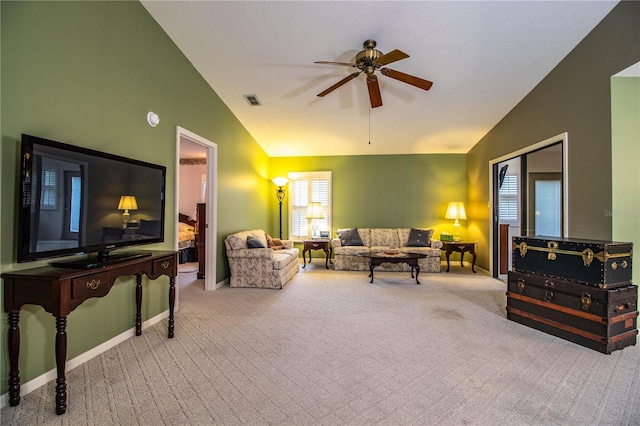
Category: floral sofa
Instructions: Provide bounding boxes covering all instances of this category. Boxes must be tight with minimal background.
[224,229,299,289]
[331,228,443,273]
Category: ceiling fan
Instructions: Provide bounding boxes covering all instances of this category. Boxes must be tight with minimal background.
[315,39,433,108]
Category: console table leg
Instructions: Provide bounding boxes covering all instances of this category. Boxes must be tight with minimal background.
[414,266,421,284]
[471,252,477,273]
[135,275,143,336]
[55,316,68,415]
[8,311,21,407]
[168,276,175,338]
[369,261,374,283]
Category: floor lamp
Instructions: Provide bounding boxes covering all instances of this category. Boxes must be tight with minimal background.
[272,177,288,239]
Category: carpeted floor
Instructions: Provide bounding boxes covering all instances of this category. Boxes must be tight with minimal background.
[2,263,639,425]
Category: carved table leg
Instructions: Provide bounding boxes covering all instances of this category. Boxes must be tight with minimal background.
[445,250,451,272]
[8,311,21,407]
[471,252,477,273]
[414,266,421,285]
[135,274,143,336]
[168,276,175,338]
[369,261,374,283]
[55,316,68,415]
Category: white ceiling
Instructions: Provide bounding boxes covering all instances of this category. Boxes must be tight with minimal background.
[143,0,618,158]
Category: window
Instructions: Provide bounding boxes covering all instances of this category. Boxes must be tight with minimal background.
[288,171,332,240]
[41,168,58,210]
[499,174,518,222]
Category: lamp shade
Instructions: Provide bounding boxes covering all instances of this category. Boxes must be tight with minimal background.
[272,177,288,187]
[445,202,467,220]
[306,202,324,219]
[118,195,138,211]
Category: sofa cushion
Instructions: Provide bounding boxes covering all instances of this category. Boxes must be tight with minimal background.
[272,249,297,270]
[337,228,364,246]
[247,236,267,248]
[333,245,369,256]
[406,228,434,247]
[370,228,400,247]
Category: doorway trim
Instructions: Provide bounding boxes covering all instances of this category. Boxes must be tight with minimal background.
[488,132,569,278]
[176,126,218,291]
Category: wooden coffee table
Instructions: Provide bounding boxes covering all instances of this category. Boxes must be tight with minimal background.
[358,252,427,284]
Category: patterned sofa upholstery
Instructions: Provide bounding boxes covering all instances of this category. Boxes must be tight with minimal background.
[331,228,443,273]
[224,229,299,289]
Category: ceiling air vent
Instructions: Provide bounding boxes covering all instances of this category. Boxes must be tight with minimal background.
[243,94,261,106]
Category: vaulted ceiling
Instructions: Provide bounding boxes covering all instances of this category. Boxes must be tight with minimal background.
[143,1,618,157]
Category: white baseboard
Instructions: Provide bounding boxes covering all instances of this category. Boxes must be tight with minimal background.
[0,310,169,409]
[205,277,228,291]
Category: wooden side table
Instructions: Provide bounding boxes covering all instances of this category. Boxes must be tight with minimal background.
[302,239,332,269]
[443,241,477,273]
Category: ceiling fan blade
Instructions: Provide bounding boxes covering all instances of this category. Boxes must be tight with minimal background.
[317,71,361,97]
[380,68,433,91]
[314,61,358,67]
[366,75,383,108]
[375,49,409,67]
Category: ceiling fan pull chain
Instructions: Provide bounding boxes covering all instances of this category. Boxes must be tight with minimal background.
[368,105,371,145]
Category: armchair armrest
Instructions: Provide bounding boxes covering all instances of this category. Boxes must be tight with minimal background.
[281,240,294,249]
[431,240,443,249]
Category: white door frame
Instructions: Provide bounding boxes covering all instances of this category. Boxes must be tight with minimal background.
[176,126,218,291]
[488,132,569,277]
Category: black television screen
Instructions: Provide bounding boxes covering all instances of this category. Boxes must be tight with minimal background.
[17,134,166,267]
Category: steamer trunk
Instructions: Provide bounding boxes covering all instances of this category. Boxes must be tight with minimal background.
[512,236,633,289]
[506,271,638,354]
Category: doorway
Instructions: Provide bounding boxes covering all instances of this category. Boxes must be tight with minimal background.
[176,127,218,291]
[490,133,567,280]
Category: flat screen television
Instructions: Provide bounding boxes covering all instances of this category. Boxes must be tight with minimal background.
[17,134,166,268]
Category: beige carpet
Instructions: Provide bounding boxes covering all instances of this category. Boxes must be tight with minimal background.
[2,263,639,425]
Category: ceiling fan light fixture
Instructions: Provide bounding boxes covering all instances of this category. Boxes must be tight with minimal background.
[314,39,432,107]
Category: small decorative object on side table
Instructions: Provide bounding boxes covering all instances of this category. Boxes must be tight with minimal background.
[443,241,477,273]
[302,239,332,269]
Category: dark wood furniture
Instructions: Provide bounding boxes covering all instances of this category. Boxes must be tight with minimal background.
[196,203,206,279]
[508,236,636,354]
[507,270,637,354]
[1,250,178,415]
[499,224,510,274]
[358,252,427,284]
[302,239,332,269]
[443,241,477,273]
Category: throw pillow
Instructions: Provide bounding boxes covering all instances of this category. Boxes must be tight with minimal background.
[337,228,364,246]
[247,236,267,249]
[407,228,434,247]
[265,232,285,250]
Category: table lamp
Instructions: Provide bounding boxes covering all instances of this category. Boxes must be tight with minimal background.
[118,195,138,227]
[306,202,324,238]
[445,201,466,242]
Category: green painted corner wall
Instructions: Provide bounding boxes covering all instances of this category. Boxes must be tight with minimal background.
[466,1,640,271]
[1,1,268,393]
[611,76,640,281]
[269,154,468,254]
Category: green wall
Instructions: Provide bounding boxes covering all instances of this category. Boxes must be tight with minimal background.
[611,76,640,281]
[466,1,640,270]
[1,1,268,393]
[269,154,467,253]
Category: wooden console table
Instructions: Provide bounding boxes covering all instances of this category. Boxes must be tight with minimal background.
[1,250,178,415]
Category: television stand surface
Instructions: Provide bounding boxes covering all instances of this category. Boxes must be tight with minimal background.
[50,250,152,269]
